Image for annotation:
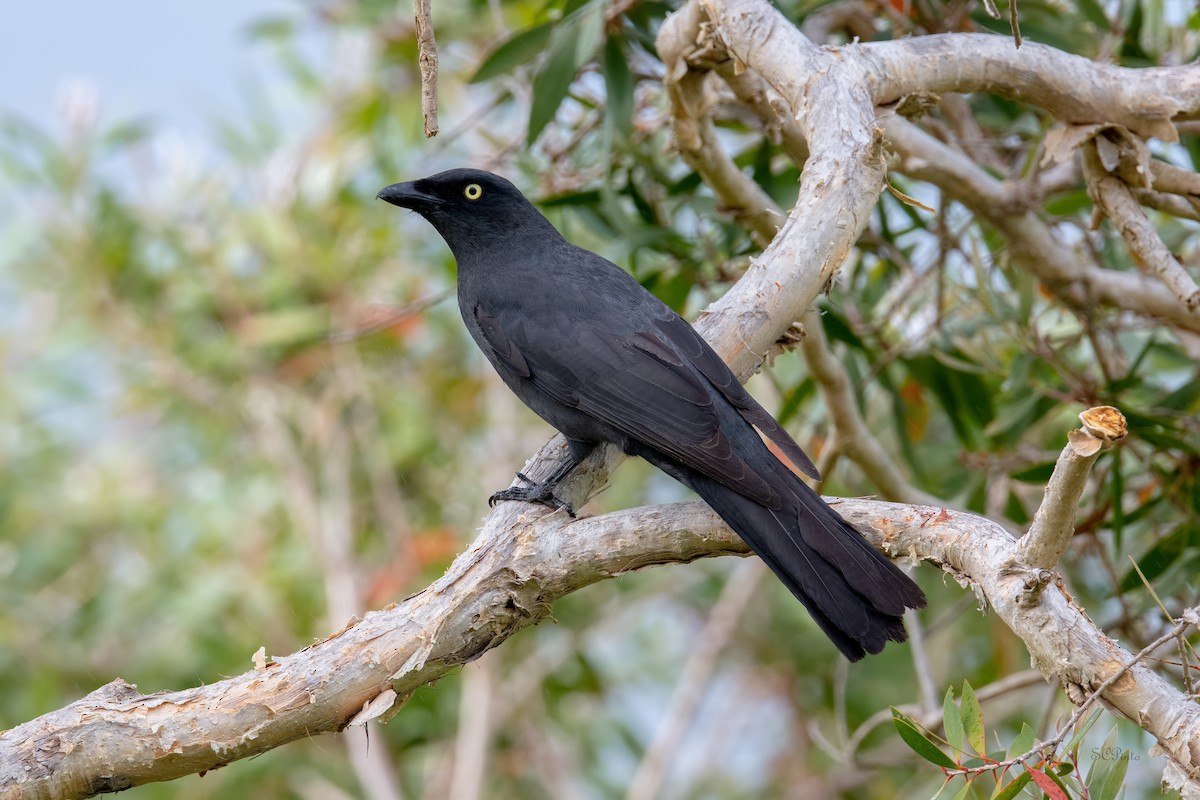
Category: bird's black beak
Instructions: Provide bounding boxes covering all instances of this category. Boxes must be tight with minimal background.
[377,181,440,211]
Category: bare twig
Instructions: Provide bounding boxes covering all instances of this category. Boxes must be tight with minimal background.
[907,610,938,714]
[1008,0,1022,48]
[1150,158,1200,199]
[413,0,439,137]
[1018,406,1127,573]
[1134,187,1200,223]
[326,292,450,343]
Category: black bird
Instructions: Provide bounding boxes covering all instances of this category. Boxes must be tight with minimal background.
[378,168,925,660]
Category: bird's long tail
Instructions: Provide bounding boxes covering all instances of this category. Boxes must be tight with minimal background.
[642,450,926,661]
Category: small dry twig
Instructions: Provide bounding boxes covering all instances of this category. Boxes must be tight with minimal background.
[413,0,439,137]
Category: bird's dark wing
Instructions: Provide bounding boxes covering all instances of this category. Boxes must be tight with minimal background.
[650,313,821,481]
[474,304,786,509]
[473,305,530,377]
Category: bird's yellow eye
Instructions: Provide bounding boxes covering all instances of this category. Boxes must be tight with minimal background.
[464,183,483,201]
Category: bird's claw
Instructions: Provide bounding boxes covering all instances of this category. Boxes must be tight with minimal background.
[488,472,575,517]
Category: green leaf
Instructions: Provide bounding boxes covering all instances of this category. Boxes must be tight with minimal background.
[1007,723,1036,761]
[100,119,152,149]
[1087,725,1131,800]
[469,22,555,84]
[1119,491,1164,527]
[1075,0,1112,30]
[820,307,868,350]
[1043,189,1092,216]
[891,708,959,770]
[603,36,634,137]
[527,25,582,143]
[776,378,815,427]
[961,680,985,756]
[992,772,1032,800]
[982,390,1042,441]
[1064,708,1104,757]
[1010,461,1057,483]
[573,1,605,66]
[526,2,606,144]
[943,686,965,755]
[950,779,974,800]
[1110,445,1125,552]
[1159,378,1200,412]
[246,15,295,41]
[1119,522,1200,591]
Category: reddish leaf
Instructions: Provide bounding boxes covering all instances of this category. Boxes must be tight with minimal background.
[1027,766,1069,800]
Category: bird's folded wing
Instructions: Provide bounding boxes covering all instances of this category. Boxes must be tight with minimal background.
[477,312,784,509]
[650,313,821,481]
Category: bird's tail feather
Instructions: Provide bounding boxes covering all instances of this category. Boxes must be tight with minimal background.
[656,455,926,661]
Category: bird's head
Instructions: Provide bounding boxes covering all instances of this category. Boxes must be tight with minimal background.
[377,168,556,256]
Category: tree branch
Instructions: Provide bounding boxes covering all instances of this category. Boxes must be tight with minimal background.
[862,34,1199,142]
[670,0,1200,333]
[6,486,1199,797]
[412,0,439,137]
[1018,406,1127,572]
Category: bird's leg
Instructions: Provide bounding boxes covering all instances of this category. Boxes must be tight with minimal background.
[488,440,596,517]
[488,457,578,515]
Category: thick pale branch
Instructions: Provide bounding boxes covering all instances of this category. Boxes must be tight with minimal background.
[862,34,1199,141]
[688,0,887,372]
[678,21,1200,334]
[0,496,745,800]
[6,496,1199,797]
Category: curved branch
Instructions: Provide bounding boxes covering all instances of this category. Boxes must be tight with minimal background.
[862,33,1200,141]
[5,492,1198,797]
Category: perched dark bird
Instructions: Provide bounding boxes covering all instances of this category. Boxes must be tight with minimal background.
[378,168,925,660]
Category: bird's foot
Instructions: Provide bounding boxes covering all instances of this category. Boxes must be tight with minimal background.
[488,471,575,517]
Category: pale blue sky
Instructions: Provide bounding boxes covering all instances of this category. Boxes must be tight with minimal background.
[1,0,293,134]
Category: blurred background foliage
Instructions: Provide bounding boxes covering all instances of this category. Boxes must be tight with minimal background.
[1,0,1198,797]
